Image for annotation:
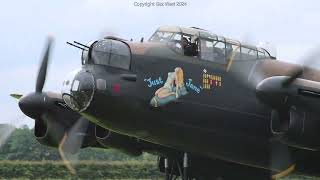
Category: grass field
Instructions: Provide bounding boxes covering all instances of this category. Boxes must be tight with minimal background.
[0,160,163,179]
[0,161,319,179]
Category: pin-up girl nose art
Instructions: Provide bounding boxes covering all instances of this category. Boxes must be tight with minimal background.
[150,67,188,107]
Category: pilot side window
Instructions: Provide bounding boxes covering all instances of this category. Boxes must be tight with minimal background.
[224,44,241,62]
[212,41,226,64]
[241,47,257,60]
[200,39,227,64]
[248,49,258,59]
[200,39,214,62]
[230,44,241,61]
[258,51,266,59]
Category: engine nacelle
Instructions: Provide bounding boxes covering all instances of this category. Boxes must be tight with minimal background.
[34,108,97,149]
[34,116,65,147]
[271,107,320,150]
[95,125,142,156]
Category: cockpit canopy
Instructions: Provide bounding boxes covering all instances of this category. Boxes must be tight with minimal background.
[149,26,274,64]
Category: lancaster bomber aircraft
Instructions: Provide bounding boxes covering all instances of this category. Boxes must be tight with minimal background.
[11,26,320,180]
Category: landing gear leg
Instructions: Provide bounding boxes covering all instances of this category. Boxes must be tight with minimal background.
[183,152,188,180]
[165,158,169,180]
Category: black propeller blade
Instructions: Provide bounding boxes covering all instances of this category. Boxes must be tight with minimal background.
[36,37,53,93]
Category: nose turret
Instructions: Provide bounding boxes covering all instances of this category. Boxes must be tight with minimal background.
[61,69,95,112]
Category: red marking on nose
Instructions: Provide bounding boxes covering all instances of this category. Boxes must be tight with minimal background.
[112,84,121,93]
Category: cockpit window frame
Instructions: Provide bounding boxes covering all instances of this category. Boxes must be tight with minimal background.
[153,26,274,59]
[149,26,274,63]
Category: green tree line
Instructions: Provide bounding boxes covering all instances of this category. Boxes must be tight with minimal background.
[0,124,162,179]
[0,124,155,162]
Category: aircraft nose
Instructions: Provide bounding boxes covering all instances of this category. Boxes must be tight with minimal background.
[19,93,46,119]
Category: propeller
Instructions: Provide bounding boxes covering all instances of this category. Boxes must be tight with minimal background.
[11,37,88,174]
[228,35,316,177]
[257,48,320,178]
[14,36,93,175]
[58,117,89,175]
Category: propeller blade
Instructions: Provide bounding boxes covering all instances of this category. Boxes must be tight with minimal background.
[10,93,23,100]
[270,141,295,179]
[58,117,89,175]
[36,37,53,93]
[0,115,25,148]
[0,124,16,148]
[58,133,77,175]
[282,48,320,87]
[282,68,303,87]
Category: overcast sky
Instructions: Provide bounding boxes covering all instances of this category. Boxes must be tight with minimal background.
[1,0,320,127]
